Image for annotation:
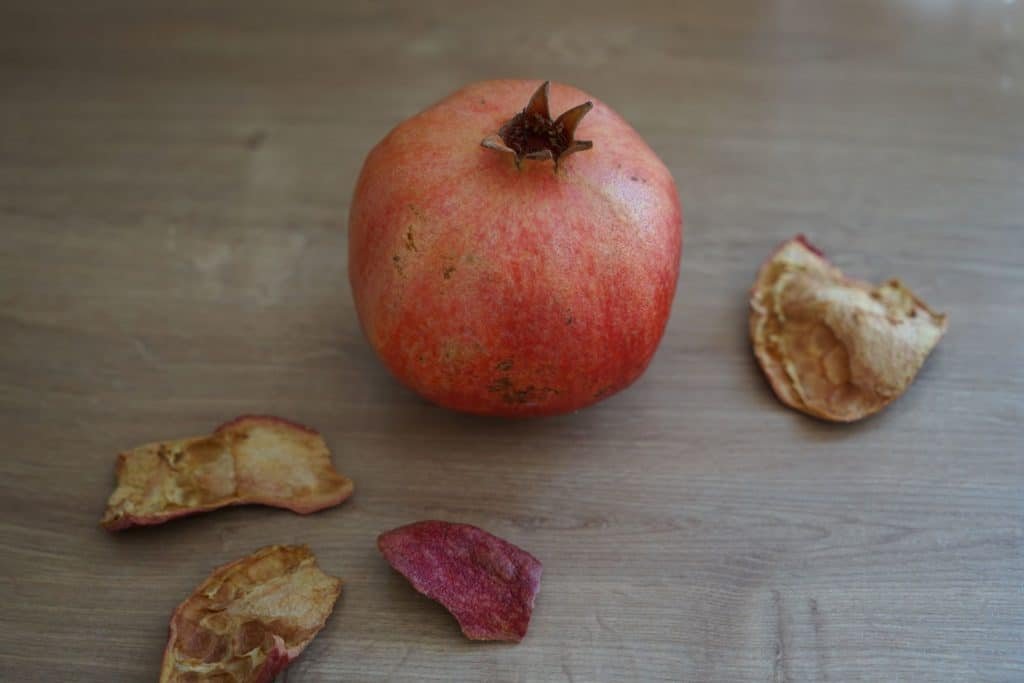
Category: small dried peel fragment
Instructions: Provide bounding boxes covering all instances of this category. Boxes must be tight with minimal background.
[102,415,353,531]
[159,545,341,683]
[378,520,542,642]
[750,236,948,422]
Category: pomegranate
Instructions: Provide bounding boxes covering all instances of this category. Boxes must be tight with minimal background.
[348,80,682,416]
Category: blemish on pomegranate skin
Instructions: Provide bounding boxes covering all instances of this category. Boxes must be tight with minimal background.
[443,265,456,279]
[496,359,513,371]
[488,376,511,393]
[405,227,417,252]
[440,342,460,362]
[487,375,558,404]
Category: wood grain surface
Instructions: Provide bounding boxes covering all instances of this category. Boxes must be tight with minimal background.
[1,1,1022,681]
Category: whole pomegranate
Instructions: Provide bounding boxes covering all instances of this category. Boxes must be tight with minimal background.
[349,80,682,417]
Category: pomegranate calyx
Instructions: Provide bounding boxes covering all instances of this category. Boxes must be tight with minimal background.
[481,81,593,171]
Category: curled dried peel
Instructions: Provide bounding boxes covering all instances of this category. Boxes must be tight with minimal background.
[101,415,353,531]
[159,545,341,683]
[750,236,948,422]
[378,521,543,642]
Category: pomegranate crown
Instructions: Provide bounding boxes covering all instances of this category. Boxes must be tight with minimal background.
[481,81,593,171]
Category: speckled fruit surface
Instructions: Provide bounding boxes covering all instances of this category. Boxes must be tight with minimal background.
[349,80,682,416]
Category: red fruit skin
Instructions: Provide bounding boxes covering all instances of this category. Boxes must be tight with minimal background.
[349,80,683,416]
[378,521,543,642]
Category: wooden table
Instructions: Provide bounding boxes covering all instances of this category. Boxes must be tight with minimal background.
[2,2,1021,681]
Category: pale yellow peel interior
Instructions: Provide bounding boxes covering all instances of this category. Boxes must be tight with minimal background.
[750,238,947,422]
[101,417,353,529]
[159,545,342,683]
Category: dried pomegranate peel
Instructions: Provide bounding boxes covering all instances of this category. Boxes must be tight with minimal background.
[159,545,341,683]
[101,415,353,531]
[378,520,543,642]
[750,235,948,422]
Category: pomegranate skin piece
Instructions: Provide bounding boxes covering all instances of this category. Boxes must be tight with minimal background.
[349,80,682,416]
